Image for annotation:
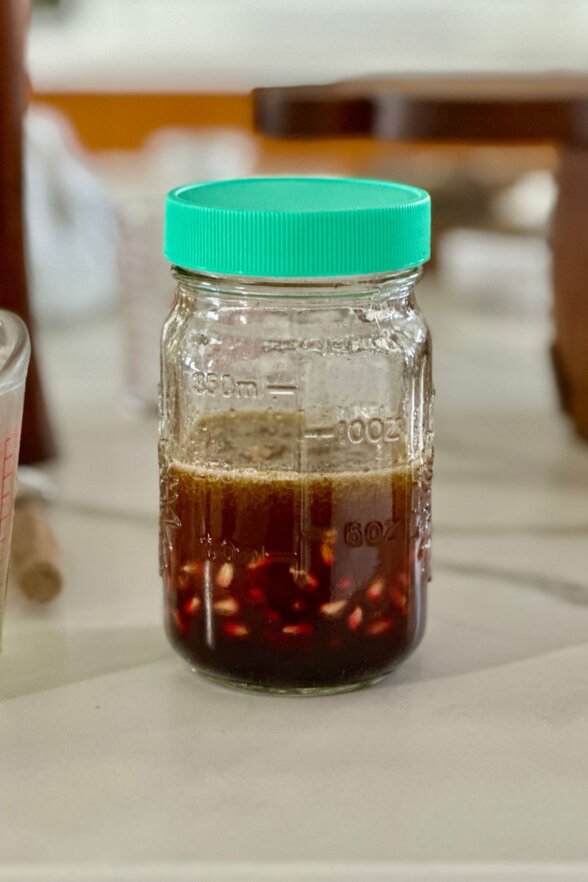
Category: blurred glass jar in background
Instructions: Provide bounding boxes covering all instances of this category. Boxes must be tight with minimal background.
[24,106,118,322]
[159,177,433,693]
[116,128,258,411]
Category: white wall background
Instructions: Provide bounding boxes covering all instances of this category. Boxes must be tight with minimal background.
[28,0,588,93]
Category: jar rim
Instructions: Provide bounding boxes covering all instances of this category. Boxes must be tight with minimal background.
[172,265,422,300]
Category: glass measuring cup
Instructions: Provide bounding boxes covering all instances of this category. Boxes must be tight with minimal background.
[0,311,30,644]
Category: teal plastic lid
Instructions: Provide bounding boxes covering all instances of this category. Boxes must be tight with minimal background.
[164,176,431,278]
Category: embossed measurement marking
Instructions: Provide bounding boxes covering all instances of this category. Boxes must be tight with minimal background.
[266,383,298,397]
[192,370,259,399]
[198,535,298,567]
[344,519,399,548]
[192,370,302,401]
[337,416,399,445]
[302,427,337,441]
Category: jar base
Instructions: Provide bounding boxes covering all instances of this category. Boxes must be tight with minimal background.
[193,666,389,696]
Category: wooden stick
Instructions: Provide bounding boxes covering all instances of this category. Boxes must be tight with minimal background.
[10,498,62,602]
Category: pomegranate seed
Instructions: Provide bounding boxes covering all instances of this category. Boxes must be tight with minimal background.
[266,610,281,623]
[292,599,307,613]
[390,586,407,611]
[223,622,250,638]
[282,623,313,636]
[289,567,319,590]
[172,609,188,633]
[366,618,393,636]
[183,596,201,615]
[213,597,239,616]
[347,606,363,631]
[215,563,234,588]
[320,543,335,566]
[177,574,189,591]
[248,587,266,605]
[247,552,267,570]
[182,561,202,575]
[320,600,347,618]
[366,578,385,602]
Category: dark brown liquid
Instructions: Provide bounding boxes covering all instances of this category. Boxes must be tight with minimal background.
[160,414,430,690]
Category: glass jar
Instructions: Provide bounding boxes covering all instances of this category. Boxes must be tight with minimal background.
[159,177,432,694]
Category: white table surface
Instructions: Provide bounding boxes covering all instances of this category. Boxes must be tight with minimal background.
[1,285,588,882]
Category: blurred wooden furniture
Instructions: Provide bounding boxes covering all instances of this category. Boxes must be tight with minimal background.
[0,0,56,463]
[254,75,588,439]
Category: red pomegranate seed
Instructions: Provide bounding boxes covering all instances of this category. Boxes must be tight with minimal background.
[366,578,385,602]
[172,609,188,634]
[289,567,319,590]
[366,619,393,636]
[213,597,239,616]
[390,586,407,611]
[183,596,201,615]
[266,610,281,623]
[282,623,313,636]
[223,622,250,638]
[320,600,347,618]
[215,563,234,588]
[292,599,307,613]
[247,552,267,570]
[320,543,335,566]
[347,606,363,631]
[182,561,202,575]
[248,587,266,605]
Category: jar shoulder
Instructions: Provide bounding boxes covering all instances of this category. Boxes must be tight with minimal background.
[163,295,431,362]
[355,298,431,359]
